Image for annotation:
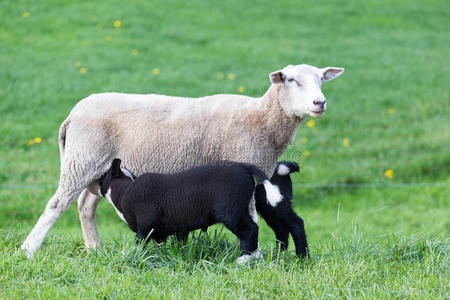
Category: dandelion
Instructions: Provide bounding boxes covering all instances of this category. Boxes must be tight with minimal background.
[75,62,81,67]
[342,137,350,147]
[384,169,394,179]
[105,35,112,42]
[306,119,316,128]
[131,49,138,56]
[113,20,122,28]
[217,73,224,80]
[28,140,34,146]
[301,137,308,144]
[80,67,87,74]
[238,86,245,93]
[388,108,396,114]
[152,68,160,75]
[34,137,42,143]
[304,150,311,157]
[228,73,235,80]
[23,12,30,19]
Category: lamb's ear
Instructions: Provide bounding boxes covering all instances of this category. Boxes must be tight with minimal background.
[269,70,286,84]
[321,67,344,81]
[120,165,136,181]
[111,159,122,178]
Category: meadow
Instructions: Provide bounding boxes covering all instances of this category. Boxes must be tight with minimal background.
[0,0,449,298]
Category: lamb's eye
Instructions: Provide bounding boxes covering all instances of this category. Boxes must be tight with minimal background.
[287,78,295,82]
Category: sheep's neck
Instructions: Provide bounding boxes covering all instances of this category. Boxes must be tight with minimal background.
[258,84,304,154]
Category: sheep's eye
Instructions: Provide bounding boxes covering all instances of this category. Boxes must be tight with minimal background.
[287,78,300,86]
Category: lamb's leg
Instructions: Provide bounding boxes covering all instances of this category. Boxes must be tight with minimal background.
[287,210,309,258]
[273,226,289,251]
[175,231,189,244]
[224,215,261,264]
[78,189,102,249]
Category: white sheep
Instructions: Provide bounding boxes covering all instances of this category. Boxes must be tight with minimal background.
[21,64,344,257]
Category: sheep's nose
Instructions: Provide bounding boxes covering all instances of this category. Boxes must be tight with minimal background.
[313,99,326,108]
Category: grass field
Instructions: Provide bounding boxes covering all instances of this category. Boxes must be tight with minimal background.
[1,0,449,298]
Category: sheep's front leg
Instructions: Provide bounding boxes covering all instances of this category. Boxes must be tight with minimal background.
[78,189,102,249]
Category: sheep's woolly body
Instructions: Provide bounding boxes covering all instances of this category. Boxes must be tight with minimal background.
[63,84,301,178]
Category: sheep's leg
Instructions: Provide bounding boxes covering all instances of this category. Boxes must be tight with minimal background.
[287,211,309,258]
[21,174,88,258]
[78,189,102,249]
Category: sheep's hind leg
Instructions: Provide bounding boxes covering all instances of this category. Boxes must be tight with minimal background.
[21,161,94,258]
[78,189,102,250]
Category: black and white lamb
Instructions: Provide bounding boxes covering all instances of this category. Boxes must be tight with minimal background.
[99,159,283,263]
[255,161,309,257]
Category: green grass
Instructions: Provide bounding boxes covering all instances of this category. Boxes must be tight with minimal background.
[0,0,449,298]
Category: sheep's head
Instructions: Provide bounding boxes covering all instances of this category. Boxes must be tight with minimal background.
[270,64,344,118]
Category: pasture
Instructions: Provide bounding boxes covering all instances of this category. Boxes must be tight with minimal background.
[0,0,448,298]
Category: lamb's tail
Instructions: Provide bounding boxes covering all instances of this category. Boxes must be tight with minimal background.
[58,118,70,157]
[246,164,283,207]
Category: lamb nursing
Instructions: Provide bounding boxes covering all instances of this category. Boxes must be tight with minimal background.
[21,64,344,258]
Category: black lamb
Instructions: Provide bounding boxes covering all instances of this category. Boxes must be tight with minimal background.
[255,161,309,257]
[99,159,283,263]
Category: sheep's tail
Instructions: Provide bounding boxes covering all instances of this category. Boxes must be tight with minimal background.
[58,118,70,157]
[246,165,283,207]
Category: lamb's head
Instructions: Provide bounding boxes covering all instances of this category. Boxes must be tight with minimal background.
[99,158,136,197]
[270,64,344,118]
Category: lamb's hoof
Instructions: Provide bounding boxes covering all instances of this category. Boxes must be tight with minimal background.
[237,249,264,264]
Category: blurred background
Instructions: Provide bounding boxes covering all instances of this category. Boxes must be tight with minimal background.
[0,0,448,248]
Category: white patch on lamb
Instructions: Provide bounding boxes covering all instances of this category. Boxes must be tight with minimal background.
[276,163,291,176]
[263,180,283,207]
[105,189,126,222]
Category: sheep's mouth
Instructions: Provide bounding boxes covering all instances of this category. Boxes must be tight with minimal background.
[311,110,325,115]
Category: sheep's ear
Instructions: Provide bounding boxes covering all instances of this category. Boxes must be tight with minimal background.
[321,67,344,81]
[269,70,286,84]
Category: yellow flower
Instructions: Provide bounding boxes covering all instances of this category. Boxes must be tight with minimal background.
[228,73,235,80]
[34,137,42,143]
[306,120,316,128]
[238,86,245,93]
[113,20,122,28]
[384,169,394,179]
[152,68,160,75]
[131,49,138,56]
[75,61,81,67]
[80,67,87,74]
[301,137,308,144]
[304,150,311,157]
[28,140,34,146]
[105,35,112,42]
[388,108,396,114]
[217,73,224,80]
[342,137,350,147]
[23,12,30,18]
